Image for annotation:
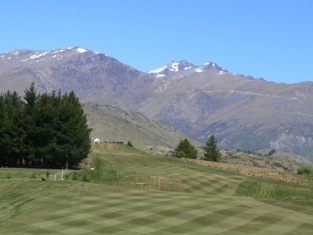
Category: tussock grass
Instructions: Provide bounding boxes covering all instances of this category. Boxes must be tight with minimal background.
[186,158,313,184]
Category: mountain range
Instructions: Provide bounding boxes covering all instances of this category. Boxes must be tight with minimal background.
[1,47,313,160]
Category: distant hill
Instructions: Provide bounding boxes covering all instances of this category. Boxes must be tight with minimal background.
[83,103,198,148]
[1,47,313,159]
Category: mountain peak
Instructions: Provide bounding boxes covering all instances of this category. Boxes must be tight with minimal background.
[167,60,195,72]
[194,61,223,73]
[148,60,223,77]
[148,60,195,77]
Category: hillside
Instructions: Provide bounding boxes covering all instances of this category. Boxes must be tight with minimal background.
[1,47,313,159]
[220,149,312,173]
[83,103,198,148]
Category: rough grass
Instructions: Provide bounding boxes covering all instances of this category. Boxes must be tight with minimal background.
[0,143,313,234]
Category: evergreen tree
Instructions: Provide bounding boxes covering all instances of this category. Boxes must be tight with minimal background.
[23,82,40,114]
[174,138,197,159]
[53,91,91,169]
[0,94,5,166]
[30,92,59,166]
[23,83,41,165]
[0,91,27,166]
[203,135,220,162]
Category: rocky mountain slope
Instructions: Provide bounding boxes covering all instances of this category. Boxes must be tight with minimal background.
[1,47,313,159]
[146,61,313,159]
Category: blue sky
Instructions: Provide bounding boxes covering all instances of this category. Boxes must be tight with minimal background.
[1,0,312,84]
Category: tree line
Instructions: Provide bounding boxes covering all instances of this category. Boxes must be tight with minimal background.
[0,83,91,168]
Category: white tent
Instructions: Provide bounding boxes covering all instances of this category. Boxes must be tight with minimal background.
[93,138,101,144]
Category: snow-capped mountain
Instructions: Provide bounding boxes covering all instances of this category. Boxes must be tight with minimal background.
[148,60,195,77]
[0,47,150,109]
[1,46,313,160]
[0,47,98,66]
[148,60,225,78]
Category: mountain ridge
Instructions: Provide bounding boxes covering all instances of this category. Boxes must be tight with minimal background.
[1,47,313,160]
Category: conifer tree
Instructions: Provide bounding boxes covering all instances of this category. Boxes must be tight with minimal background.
[23,83,41,164]
[203,135,220,162]
[53,91,91,169]
[174,138,197,159]
[0,91,27,166]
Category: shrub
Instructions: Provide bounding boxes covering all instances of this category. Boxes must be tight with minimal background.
[297,165,313,175]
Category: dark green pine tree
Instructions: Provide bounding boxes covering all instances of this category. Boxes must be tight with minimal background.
[53,91,91,169]
[0,94,5,166]
[31,92,60,167]
[0,91,28,166]
[174,138,197,159]
[203,135,221,162]
[23,83,41,165]
[23,82,40,114]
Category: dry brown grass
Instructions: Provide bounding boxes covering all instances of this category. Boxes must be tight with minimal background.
[185,158,313,184]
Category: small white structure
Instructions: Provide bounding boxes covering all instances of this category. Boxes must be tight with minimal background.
[93,138,101,144]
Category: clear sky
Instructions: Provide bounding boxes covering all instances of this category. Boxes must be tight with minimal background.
[1,0,312,84]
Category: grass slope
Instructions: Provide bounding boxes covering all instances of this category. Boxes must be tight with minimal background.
[0,144,313,234]
[83,103,196,148]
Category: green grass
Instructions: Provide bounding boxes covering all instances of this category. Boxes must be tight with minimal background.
[0,143,313,234]
[0,168,61,180]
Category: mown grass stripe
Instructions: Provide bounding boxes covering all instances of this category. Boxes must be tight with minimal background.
[1,145,313,234]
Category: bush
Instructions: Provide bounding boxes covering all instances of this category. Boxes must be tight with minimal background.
[297,165,313,175]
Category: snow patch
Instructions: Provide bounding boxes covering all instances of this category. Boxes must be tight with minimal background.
[169,61,179,71]
[148,66,167,74]
[156,74,166,78]
[52,49,64,54]
[77,47,87,53]
[217,71,227,76]
[184,66,192,70]
[30,51,50,60]
[195,68,203,73]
